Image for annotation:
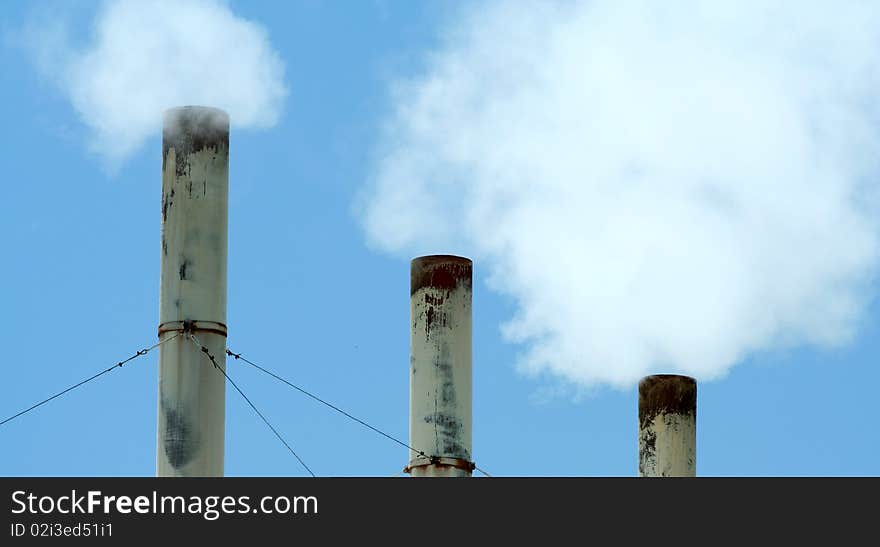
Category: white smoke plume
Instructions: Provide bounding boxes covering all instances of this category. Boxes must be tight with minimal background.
[25,0,286,166]
[362,1,880,388]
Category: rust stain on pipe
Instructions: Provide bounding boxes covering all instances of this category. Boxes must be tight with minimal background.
[638,374,696,426]
[411,255,472,296]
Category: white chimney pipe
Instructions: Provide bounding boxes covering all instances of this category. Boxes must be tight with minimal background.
[638,374,696,477]
[156,106,229,477]
[407,255,474,477]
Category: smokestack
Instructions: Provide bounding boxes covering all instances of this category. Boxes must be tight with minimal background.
[156,106,229,477]
[638,374,696,477]
[407,255,474,477]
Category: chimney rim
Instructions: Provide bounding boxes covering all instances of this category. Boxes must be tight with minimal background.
[410,254,472,265]
[163,105,230,119]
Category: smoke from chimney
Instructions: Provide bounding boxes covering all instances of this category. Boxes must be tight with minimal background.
[22,0,286,168]
[360,0,880,388]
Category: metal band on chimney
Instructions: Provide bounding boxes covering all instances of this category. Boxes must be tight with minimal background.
[404,456,476,474]
[158,320,228,338]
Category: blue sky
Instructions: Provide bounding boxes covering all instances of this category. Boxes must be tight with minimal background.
[1,0,878,476]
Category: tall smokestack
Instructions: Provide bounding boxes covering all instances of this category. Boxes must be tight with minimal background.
[156,106,229,477]
[638,374,696,477]
[407,255,474,477]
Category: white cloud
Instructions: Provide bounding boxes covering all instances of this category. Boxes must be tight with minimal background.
[362,0,880,388]
[26,0,286,167]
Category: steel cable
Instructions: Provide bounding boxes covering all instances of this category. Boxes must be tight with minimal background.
[189,335,316,477]
[0,333,180,427]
